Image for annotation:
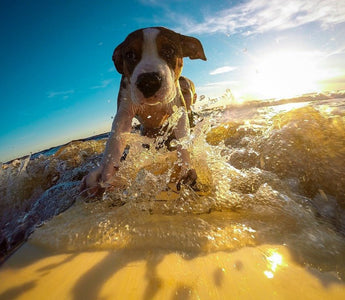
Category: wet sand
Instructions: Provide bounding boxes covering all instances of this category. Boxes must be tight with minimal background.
[1,241,345,300]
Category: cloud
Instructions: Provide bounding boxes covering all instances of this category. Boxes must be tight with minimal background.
[202,81,239,88]
[91,79,113,89]
[180,0,345,35]
[138,0,169,9]
[197,80,239,96]
[47,90,74,99]
[138,0,159,5]
[210,66,237,75]
[326,44,345,57]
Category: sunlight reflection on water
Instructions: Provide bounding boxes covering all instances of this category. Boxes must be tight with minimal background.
[20,97,344,283]
[2,97,345,288]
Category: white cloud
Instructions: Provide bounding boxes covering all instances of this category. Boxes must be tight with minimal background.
[91,79,113,89]
[326,44,345,57]
[197,80,239,96]
[138,0,159,5]
[180,0,345,35]
[138,0,169,9]
[207,80,239,86]
[210,66,237,75]
[47,90,74,99]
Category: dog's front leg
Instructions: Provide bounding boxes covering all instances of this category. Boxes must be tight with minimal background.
[80,106,134,197]
[101,108,134,182]
[173,107,197,190]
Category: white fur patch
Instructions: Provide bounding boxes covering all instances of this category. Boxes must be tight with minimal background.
[130,28,176,105]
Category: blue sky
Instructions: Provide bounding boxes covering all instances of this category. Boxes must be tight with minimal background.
[1,0,345,162]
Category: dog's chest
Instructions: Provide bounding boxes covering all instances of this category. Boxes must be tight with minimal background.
[135,103,173,129]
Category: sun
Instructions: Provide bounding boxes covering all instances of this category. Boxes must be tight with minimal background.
[247,51,322,99]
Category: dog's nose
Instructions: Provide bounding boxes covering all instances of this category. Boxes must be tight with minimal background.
[136,72,162,98]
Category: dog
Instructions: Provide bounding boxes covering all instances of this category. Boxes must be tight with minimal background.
[179,76,198,126]
[80,27,206,197]
[179,76,197,113]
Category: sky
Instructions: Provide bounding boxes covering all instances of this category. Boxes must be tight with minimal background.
[1,0,345,162]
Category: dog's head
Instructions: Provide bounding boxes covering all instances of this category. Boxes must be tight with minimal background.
[113,27,206,106]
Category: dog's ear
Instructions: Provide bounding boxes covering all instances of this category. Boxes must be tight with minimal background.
[112,43,124,74]
[180,35,207,61]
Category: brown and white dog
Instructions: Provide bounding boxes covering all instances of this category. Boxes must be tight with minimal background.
[179,76,197,113]
[80,27,206,197]
[179,76,198,126]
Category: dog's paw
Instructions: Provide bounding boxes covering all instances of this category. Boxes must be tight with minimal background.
[176,168,198,191]
[79,168,105,200]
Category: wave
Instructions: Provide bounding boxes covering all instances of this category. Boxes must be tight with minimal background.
[1,95,345,280]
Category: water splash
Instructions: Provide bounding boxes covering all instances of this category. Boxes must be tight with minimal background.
[2,97,345,279]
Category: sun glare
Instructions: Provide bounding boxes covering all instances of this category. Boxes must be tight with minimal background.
[248,51,322,99]
[264,250,284,279]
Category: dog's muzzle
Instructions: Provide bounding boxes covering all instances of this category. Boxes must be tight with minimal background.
[136,72,162,98]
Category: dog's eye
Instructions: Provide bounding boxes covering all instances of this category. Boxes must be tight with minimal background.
[162,46,175,58]
[125,51,137,62]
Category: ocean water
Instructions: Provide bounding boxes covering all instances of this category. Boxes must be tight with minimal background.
[1,96,345,282]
